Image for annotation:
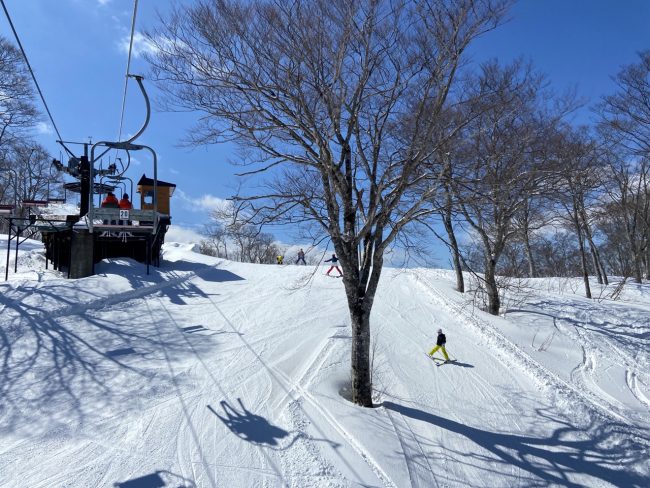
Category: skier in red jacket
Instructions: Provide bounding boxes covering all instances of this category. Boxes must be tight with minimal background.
[324,254,343,276]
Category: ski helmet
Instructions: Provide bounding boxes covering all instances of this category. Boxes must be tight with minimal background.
[437,328,442,334]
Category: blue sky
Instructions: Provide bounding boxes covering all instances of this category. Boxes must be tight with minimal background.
[1,0,649,265]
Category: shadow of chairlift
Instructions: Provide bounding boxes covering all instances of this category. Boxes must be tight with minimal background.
[114,470,195,488]
[208,398,289,447]
[106,347,138,358]
[181,325,209,334]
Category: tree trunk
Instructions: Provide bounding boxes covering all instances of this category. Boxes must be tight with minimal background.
[349,302,373,407]
[576,224,592,299]
[578,235,591,298]
[522,224,537,278]
[633,252,643,284]
[484,258,500,315]
[443,209,464,293]
[580,207,608,285]
[589,246,604,285]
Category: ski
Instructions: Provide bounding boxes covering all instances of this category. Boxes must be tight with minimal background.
[425,353,444,362]
[425,354,455,366]
[436,359,456,367]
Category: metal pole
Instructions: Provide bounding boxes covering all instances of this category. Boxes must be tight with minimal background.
[67,229,72,279]
[79,143,90,217]
[14,222,19,273]
[124,76,151,144]
[142,145,158,229]
[5,217,11,281]
[146,234,150,275]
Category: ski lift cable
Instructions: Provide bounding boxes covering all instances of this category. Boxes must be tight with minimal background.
[0,0,74,158]
[117,0,140,145]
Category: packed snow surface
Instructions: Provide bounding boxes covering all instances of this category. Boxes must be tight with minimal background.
[0,238,648,487]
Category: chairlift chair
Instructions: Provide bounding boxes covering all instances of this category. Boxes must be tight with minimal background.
[21,199,49,207]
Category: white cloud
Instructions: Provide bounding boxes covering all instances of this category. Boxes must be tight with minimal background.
[176,189,231,214]
[118,31,158,58]
[128,156,142,166]
[168,168,180,175]
[35,122,54,135]
[165,224,204,244]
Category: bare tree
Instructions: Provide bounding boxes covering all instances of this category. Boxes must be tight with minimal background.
[597,51,650,282]
[0,37,38,155]
[147,0,511,406]
[452,60,567,315]
[598,51,650,159]
[439,153,466,292]
[1,142,58,216]
[201,221,230,259]
[552,128,611,297]
[203,209,281,263]
[600,152,650,283]
[506,188,557,279]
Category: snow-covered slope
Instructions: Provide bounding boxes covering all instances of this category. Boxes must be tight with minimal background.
[0,240,648,487]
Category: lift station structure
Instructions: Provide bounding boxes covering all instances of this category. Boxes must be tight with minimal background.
[2,76,175,279]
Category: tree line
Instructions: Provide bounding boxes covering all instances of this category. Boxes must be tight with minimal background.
[431,52,650,313]
[0,36,60,225]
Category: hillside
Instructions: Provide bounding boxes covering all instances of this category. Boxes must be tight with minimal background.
[0,239,648,487]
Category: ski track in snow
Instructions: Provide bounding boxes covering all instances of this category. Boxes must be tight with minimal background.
[516,283,650,420]
[374,278,527,486]
[1,242,649,487]
[412,271,649,442]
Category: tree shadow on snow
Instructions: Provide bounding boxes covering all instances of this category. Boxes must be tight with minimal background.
[96,258,245,306]
[382,400,649,487]
[0,260,245,436]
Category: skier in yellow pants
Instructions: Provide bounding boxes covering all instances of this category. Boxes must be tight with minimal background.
[428,328,450,361]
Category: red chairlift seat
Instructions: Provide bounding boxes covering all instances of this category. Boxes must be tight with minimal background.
[0,204,14,215]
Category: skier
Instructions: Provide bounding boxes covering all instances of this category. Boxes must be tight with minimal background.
[428,328,450,362]
[296,248,306,265]
[101,192,119,208]
[324,254,343,276]
[101,192,119,225]
[276,255,284,265]
[118,193,133,210]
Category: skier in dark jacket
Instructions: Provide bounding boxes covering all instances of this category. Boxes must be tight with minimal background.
[324,254,343,276]
[428,328,450,361]
[296,248,306,265]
